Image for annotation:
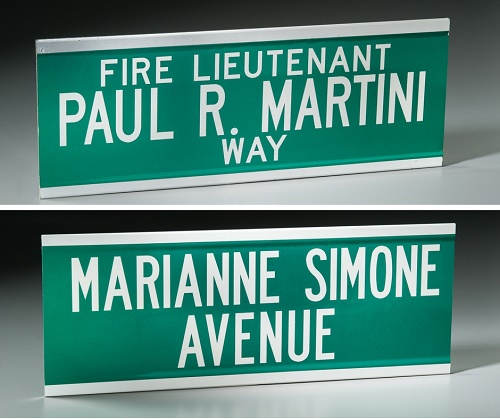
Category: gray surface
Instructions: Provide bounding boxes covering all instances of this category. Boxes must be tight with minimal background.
[1,2,500,204]
[1,211,500,417]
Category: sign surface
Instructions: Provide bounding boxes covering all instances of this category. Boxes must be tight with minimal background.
[37,19,449,198]
[42,224,455,396]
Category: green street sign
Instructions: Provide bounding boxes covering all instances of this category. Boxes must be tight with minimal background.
[42,224,455,396]
[36,19,449,198]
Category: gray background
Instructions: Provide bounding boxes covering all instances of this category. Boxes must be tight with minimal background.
[1,0,500,417]
[0,0,500,204]
[0,210,499,417]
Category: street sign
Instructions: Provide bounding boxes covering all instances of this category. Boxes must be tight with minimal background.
[42,224,455,396]
[37,19,449,198]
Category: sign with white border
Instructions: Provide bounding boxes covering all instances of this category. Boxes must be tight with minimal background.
[42,224,455,396]
[37,19,449,198]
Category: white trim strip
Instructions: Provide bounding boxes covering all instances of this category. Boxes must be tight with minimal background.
[42,223,456,247]
[45,363,450,396]
[39,157,443,199]
[36,19,450,54]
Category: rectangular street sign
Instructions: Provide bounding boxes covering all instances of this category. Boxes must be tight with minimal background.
[36,19,449,198]
[42,224,455,396]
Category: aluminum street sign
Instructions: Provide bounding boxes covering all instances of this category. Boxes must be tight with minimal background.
[36,19,449,198]
[42,224,455,396]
